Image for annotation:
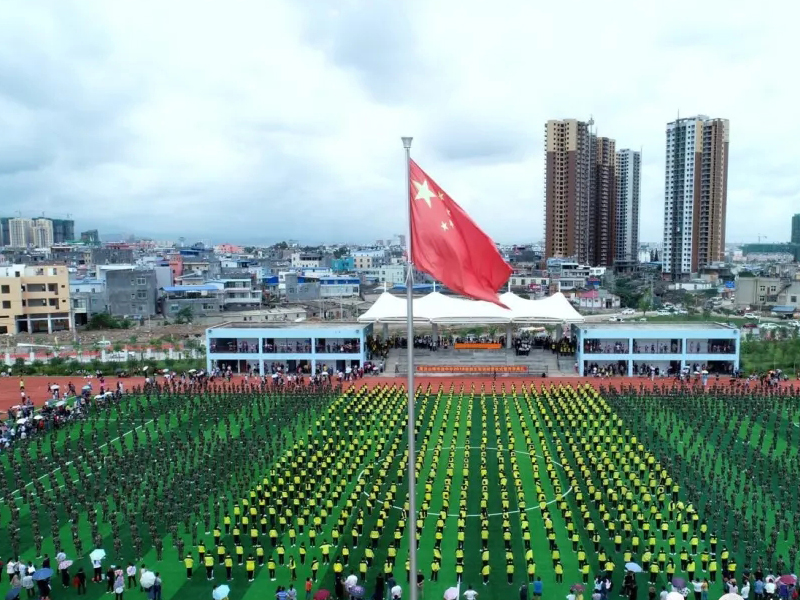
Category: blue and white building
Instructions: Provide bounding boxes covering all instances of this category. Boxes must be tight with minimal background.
[206,322,373,374]
[573,322,740,376]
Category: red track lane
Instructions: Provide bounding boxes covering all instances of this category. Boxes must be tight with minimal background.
[1,374,791,412]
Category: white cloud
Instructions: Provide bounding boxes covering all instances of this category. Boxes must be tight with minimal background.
[0,0,796,245]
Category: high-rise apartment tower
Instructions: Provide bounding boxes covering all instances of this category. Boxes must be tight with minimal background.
[615,149,641,264]
[544,119,593,264]
[662,116,729,279]
[544,119,622,267]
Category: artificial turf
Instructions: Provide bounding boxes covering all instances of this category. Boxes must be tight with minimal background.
[2,382,794,600]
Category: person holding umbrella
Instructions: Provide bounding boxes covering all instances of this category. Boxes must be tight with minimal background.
[114,569,125,600]
[32,569,53,600]
[59,560,72,589]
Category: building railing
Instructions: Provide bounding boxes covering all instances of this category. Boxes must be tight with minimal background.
[314,344,361,354]
[209,342,259,354]
[583,344,629,354]
[264,343,313,354]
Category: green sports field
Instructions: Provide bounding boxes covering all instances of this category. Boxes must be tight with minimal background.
[2,381,799,600]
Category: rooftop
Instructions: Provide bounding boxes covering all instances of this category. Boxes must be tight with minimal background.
[578,322,736,331]
[209,321,370,330]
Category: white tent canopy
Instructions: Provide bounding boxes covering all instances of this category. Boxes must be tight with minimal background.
[498,291,585,323]
[358,291,584,324]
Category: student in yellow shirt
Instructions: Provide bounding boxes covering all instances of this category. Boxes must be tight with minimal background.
[311,558,319,582]
[267,557,277,580]
[277,544,286,566]
[256,544,265,567]
[184,554,194,579]
[204,554,214,580]
[320,541,331,565]
[236,544,244,566]
[224,555,233,580]
[482,564,490,585]
[246,555,256,582]
[554,561,563,583]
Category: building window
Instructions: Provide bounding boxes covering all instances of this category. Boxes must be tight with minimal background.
[792,295,798,303]
[0,285,9,294]
[1,301,9,309]
[136,277,147,286]
[137,290,148,299]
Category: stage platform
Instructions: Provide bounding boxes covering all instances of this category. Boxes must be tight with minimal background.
[385,346,575,376]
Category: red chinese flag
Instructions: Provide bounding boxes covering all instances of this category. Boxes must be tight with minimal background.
[409,159,512,306]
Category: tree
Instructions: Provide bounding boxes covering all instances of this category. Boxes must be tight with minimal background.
[638,294,652,315]
[333,246,350,258]
[174,306,194,324]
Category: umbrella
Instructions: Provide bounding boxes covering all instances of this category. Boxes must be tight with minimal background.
[33,415,44,420]
[55,552,67,562]
[55,400,66,407]
[349,586,365,599]
[58,560,73,570]
[50,384,60,390]
[32,568,53,581]
[89,549,106,562]
[5,589,21,600]
[443,588,459,600]
[571,584,586,593]
[719,595,744,600]
[15,418,27,425]
[82,385,91,390]
[140,571,156,589]
[777,575,797,586]
[666,593,684,600]
[313,591,331,600]
[672,578,686,589]
[213,585,231,600]
[162,368,169,373]
[188,369,197,373]
[625,562,642,573]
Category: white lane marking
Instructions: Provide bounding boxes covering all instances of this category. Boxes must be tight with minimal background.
[358,445,572,518]
[4,418,155,500]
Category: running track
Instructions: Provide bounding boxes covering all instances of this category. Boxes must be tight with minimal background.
[0,374,790,411]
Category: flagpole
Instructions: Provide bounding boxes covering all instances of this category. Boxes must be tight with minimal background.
[401,135,418,600]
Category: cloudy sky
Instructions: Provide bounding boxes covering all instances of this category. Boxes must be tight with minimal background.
[0,0,795,246]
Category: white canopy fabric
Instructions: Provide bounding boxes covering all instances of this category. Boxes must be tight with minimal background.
[356,292,430,323]
[416,292,512,323]
[358,291,584,324]
[499,291,585,323]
